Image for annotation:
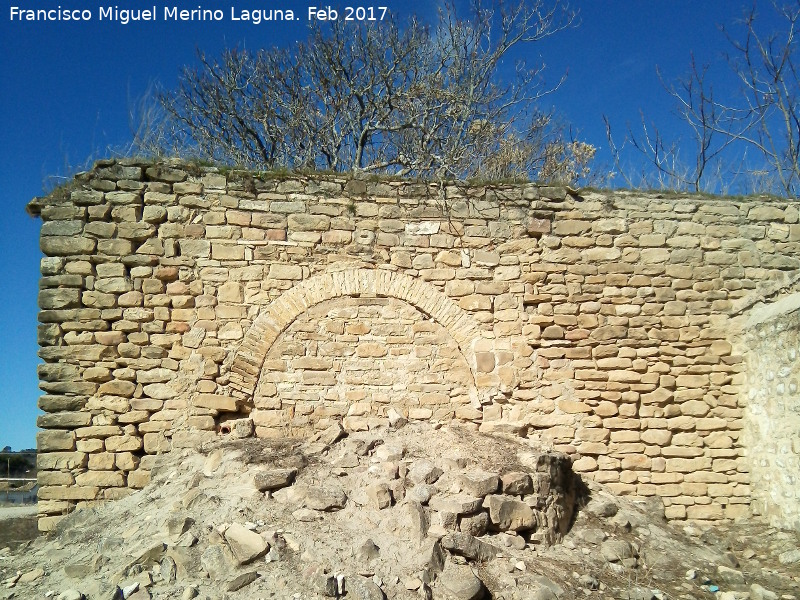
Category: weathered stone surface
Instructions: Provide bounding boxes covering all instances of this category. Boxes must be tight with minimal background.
[457,471,499,497]
[366,483,393,509]
[408,460,443,485]
[441,532,500,562]
[254,468,297,491]
[601,539,635,563]
[41,236,96,255]
[194,394,236,412]
[224,523,269,564]
[305,486,348,511]
[398,500,429,543]
[484,495,535,531]
[501,472,533,495]
[429,494,483,516]
[778,549,800,565]
[227,571,260,592]
[200,544,232,580]
[439,562,485,600]
[345,575,385,600]
[37,430,75,451]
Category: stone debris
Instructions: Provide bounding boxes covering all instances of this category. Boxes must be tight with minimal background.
[440,533,500,562]
[751,583,779,600]
[226,570,259,592]
[304,486,348,511]
[344,574,386,600]
[222,523,269,564]
[17,567,44,583]
[1,423,798,600]
[484,495,536,532]
[254,468,298,492]
[600,539,636,563]
[500,472,533,496]
[439,561,485,600]
[408,461,443,485]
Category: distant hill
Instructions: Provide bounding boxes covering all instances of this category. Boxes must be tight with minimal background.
[0,449,37,478]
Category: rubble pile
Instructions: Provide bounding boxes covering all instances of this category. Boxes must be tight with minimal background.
[1,423,799,599]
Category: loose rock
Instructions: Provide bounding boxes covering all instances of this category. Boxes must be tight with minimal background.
[223,523,269,564]
[226,571,259,592]
[439,562,485,600]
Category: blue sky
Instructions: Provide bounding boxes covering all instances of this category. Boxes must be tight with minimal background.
[0,1,782,450]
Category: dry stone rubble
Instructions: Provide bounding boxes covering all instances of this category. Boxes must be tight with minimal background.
[1,425,799,599]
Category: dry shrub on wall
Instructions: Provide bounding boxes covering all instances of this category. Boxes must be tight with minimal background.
[135,1,596,186]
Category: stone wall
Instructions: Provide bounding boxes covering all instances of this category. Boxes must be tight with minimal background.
[29,159,800,531]
[742,295,800,531]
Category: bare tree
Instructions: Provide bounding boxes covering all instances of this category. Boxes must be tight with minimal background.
[727,0,800,195]
[607,1,800,197]
[141,1,593,184]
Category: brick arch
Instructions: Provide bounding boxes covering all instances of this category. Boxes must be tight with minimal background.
[228,268,487,399]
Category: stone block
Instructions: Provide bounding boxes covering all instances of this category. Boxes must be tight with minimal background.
[105,435,143,452]
[75,471,124,488]
[38,485,99,500]
[41,236,96,256]
[143,432,171,454]
[484,495,535,531]
[268,264,302,280]
[98,380,136,397]
[128,469,152,488]
[195,394,237,411]
[39,288,81,310]
[37,430,76,451]
[88,452,116,470]
[37,412,92,429]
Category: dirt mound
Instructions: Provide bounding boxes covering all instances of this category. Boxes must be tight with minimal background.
[1,423,798,600]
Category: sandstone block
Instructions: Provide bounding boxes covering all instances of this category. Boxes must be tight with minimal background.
[99,380,136,397]
[75,425,122,439]
[105,435,143,452]
[37,430,76,451]
[37,411,92,429]
[457,471,499,497]
[254,468,297,492]
[193,394,236,412]
[484,494,535,531]
[38,485,99,500]
[76,470,125,487]
[115,452,140,471]
[41,236,96,256]
[88,452,116,470]
[268,264,302,280]
[143,383,178,400]
[288,214,330,231]
[501,472,534,495]
[224,523,269,564]
[39,288,81,310]
[143,433,171,454]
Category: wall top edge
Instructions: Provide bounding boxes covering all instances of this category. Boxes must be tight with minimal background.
[26,157,795,218]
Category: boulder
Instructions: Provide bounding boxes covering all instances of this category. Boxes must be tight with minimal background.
[345,575,386,600]
[484,495,535,531]
[254,468,298,492]
[439,562,485,600]
[224,523,269,564]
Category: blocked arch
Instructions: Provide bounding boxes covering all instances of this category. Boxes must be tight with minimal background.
[228,268,486,399]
